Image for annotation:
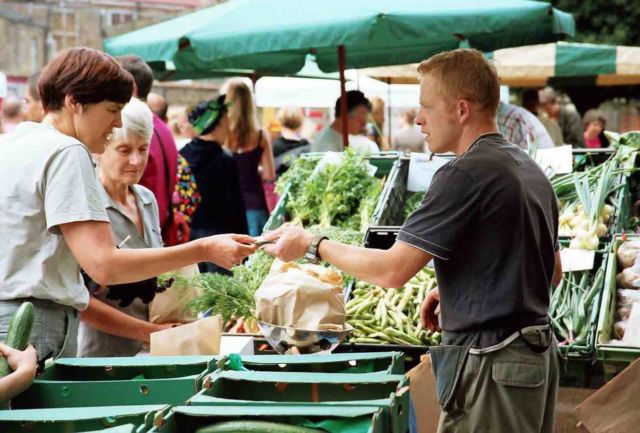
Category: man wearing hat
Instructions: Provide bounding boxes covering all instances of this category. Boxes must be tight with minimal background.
[180,95,249,274]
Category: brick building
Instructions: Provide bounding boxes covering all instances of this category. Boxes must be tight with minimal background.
[0,0,216,78]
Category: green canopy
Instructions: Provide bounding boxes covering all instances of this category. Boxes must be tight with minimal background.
[489,41,640,87]
[104,0,575,75]
[150,54,342,82]
[362,42,640,87]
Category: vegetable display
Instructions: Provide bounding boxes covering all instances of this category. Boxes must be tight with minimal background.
[276,151,384,231]
[183,227,365,331]
[403,191,425,220]
[610,240,640,343]
[0,302,34,377]
[549,264,605,346]
[552,150,630,250]
[346,268,440,346]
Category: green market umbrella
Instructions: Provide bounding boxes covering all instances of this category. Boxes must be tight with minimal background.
[363,42,640,87]
[150,54,342,82]
[105,0,574,145]
[489,41,640,87]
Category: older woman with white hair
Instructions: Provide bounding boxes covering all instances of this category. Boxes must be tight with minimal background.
[77,98,176,356]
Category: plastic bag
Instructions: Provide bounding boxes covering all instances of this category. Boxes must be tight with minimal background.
[614,321,628,340]
[616,266,640,289]
[618,289,640,305]
[617,241,640,269]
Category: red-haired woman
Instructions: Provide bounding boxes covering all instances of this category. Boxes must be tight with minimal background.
[0,48,255,364]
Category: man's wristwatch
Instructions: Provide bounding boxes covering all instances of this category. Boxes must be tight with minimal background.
[304,235,328,265]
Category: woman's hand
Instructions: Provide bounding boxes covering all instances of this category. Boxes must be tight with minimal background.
[0,343,37,378]
[202,234,257,269]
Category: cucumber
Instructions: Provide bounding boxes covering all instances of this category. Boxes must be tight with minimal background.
[0,302,35,377]
[196,421,322,433]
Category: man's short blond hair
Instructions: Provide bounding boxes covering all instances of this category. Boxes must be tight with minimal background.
[417,49,500,116]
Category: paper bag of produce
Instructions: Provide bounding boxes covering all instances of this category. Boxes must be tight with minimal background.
[576,358,640,433]
[150,315,222,356]
[149,264,202,324]
[255,262,345,330]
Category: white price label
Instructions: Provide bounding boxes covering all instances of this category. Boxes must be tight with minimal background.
[560,248,595,272]
[407,153,449,192]
[537,145,573,175]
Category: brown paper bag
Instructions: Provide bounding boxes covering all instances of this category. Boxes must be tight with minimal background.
[150,316,222,356]
[575,358,640,433]
[406,354,441,433]
[254,262,345,330]
[149,264,201,324]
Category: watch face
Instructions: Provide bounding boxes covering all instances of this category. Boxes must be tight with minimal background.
[304,252,319,264]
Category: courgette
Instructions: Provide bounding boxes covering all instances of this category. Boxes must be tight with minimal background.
[196,421,322,433]
[0,302,35,377]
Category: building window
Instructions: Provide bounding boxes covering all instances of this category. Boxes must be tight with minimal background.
[51,9,79,49]
[104,11,136,28]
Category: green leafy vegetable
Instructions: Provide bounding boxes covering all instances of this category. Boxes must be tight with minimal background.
[278,151,382,230]
[404,191,425,220]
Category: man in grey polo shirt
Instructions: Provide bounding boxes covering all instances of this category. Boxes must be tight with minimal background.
[263,49,562,433]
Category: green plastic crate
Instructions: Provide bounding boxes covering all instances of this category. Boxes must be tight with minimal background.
[80,424,139,433]
[187,371,408,433]
[613,177,631,234]
[264,152,399,233]
[12,356,216,409]
[369,154,455,228]
[145,405,385,433]
[0,405,166,433]
[370,157,408,228]
[554,252,608,360]
[596,236,640,381]
[237,352,404,375]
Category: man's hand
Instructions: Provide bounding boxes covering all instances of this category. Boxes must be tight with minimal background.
[0,343,37,377]
[262,226,312,262]
[202,234,256,269]
[420,288,441,332]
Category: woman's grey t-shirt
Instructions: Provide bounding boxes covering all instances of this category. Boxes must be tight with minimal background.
[0,122,109,310]
[398,133,559,334]
[77,183,163,357]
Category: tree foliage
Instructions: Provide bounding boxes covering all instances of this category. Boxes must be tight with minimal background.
[551,0,640,46]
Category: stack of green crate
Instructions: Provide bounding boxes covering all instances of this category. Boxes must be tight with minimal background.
[143,352,408,433]
[144,405,386,433]
[553,250,608,387]
[593,155,637,382]
[0,356,216,432]
[0,405,168,433]
[596,235,640,382]
[11,356,216,409]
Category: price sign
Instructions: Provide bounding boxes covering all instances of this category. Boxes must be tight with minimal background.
[407,153,449,192]
[560,248,595,272]
[537,145,573,175]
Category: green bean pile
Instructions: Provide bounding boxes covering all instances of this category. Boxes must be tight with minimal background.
[346,268,440,346]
